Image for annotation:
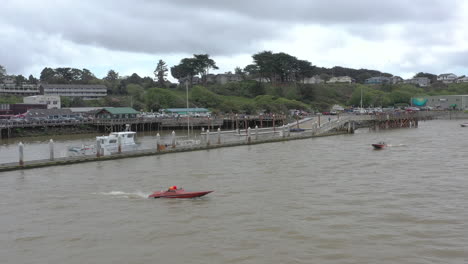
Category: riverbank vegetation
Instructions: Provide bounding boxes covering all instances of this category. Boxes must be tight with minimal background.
[58,81,468,114]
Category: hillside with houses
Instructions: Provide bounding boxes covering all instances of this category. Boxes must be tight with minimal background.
[2,52,468,114]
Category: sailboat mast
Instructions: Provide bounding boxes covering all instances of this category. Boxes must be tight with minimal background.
[186,80,190,137]
[360,87,363,109]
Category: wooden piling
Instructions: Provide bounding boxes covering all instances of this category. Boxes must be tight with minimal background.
[49,139,54,161]
[19,142,24,166]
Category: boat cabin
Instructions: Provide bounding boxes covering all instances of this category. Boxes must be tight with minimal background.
[96,131,136,147]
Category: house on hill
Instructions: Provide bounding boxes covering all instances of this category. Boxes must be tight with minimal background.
[365,76,391,84]
[327,76,354,83]
[437,73,457,83]
[404,77,431,87]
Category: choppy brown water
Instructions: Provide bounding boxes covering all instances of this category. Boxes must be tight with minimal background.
[1,120,467,264]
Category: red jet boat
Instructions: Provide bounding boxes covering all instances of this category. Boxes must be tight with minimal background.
[371,142,387,149]
[148,188,213,199]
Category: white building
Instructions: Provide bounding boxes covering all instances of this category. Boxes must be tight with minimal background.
[23,95,61,109]
[437,73,457,83]
[0,76,40,96]
[327,76,354,83]
[39,84,107,100]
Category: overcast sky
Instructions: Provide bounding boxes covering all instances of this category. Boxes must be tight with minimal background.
[1,0,468,80]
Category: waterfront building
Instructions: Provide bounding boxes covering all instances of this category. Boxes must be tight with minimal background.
[161,108,211,117]
[25,108,76,119]
[416,95,468,110]
[95,107,139,119]
[23,95,61,109]
[0,104,47,115]
[39,84,107,100]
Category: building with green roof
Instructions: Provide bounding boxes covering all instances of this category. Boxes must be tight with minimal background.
[161,108,210,116]
[95,107,140,119]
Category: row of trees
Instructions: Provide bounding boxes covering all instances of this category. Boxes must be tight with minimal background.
[242,51,316,83]
[40,67,98,84]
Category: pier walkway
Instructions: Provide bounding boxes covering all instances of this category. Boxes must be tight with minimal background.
[0,111,441,172]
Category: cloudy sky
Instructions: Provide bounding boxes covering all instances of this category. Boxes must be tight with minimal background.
[1,0,468,80]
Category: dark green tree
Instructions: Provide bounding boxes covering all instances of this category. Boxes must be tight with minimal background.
[193,54,218,85]
[28,74,38,84]
[104,70,119,82]
[171,58,197,85]
[81,68,96,83]
[40,67,56,83]
[154,59,168,88]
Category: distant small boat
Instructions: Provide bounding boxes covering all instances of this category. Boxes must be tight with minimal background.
[460,123,468,127]
[148,189,213,199]
[372,142,387,149]
[289,128,305,132]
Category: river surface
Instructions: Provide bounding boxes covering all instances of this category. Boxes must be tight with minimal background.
[1,119,467,264]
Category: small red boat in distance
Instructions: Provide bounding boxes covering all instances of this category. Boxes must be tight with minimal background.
[148,188,213,199]
[371,142,387,149]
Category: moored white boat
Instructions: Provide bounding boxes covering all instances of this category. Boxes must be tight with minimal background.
[68,125,138,156]
[460,123,468,127]
[96,131,138,155]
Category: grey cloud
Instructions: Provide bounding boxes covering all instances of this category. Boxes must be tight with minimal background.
[158,0,456,24]
[1,0,467,77]
[1,0,461,56]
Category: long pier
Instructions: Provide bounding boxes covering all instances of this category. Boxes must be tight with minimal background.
[0,111,443,172]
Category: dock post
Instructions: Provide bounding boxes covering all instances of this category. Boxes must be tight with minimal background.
[19,142,24,166]
[247,127,251,144]
[118,136,122,153]
[171,131,176,148]
[255,125,258,140]
[96,138,101,157]
[206,129,210,146]
[282,125,285,138]
[217,128,221,144]
[156,133,161,151]
[273,114,276,132]
[49,139,54,161]
[287,125,291,137]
